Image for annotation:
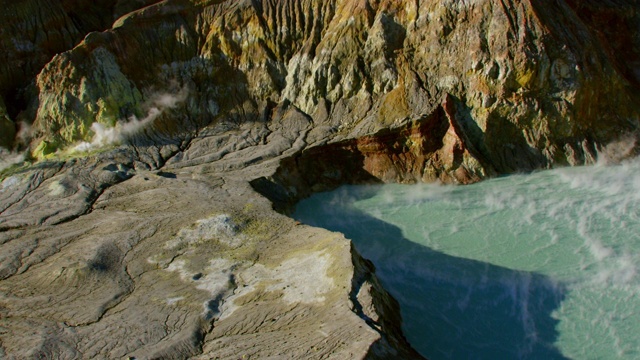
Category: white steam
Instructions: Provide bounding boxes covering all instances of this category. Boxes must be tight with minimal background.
[0,122,33,171]
[15,121,32,145]
[0,148,26,172]
[73,88,188,152]
[597,135,637,165]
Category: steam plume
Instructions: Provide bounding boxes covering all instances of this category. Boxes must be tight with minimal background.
[73,88,188,152]
[0,148,25,172]
[597,135,637,165]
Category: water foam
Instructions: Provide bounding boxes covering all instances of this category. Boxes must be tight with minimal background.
[295,161,640,359]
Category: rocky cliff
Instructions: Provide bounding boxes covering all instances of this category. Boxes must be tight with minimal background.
[1,0,640,358]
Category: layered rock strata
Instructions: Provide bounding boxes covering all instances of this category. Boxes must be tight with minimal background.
[2,0,640,358]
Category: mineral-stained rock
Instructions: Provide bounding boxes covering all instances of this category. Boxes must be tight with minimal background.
[23,0,640,168]
[2,0,640,358]
[0,0,163,138]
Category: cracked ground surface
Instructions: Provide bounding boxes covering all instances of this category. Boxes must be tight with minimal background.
[0,119,420,359]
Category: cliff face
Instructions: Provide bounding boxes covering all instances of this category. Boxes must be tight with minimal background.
[1,0,640,358]
[0,0,161,148]
[17,0,640,172]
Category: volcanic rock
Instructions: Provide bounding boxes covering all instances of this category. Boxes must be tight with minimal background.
[2,0,640,358]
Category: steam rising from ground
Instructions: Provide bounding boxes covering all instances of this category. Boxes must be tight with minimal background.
[0,122,33,171]
[0,149,25,171]
[597,135,638,165]
[73,88,188,152]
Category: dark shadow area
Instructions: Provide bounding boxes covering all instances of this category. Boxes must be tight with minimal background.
[156,171,177,179]
[250,140,383,213]
[443,94,497,174]
[294,186,568,360]
[484,110,548,173]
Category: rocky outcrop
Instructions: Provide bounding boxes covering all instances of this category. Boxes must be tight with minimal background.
[0,0,161,148]
[251,98,497,213]
[20,0,640,167]
[2,0,640,358]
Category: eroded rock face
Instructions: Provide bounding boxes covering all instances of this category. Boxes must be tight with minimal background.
[0,0,161,127]
[15,0,639,168]
[2,0,640,359]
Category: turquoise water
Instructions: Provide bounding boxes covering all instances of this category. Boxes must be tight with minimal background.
[294,161,640,359]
